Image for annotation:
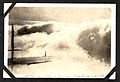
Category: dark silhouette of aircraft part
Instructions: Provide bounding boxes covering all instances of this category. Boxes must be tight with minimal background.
[45,50,46,57]
[8,24,22,63]
[8,25,51,65]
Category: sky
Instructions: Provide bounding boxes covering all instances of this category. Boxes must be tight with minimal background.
[9,7,111,24]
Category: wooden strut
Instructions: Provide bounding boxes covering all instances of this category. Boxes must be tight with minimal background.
[45,51,46,57]
[8,24,22,63]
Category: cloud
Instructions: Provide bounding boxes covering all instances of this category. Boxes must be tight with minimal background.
[17,23,61,35]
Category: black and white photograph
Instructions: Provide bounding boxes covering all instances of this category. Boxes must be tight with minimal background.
[4,3,116,78]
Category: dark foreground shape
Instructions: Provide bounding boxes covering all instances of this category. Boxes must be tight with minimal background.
[8,56,52,65]
[77,27,111,64]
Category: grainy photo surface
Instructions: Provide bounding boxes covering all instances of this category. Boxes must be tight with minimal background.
[5,3,115,78]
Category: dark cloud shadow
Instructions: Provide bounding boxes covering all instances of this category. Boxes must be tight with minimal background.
[17,24,56,35]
